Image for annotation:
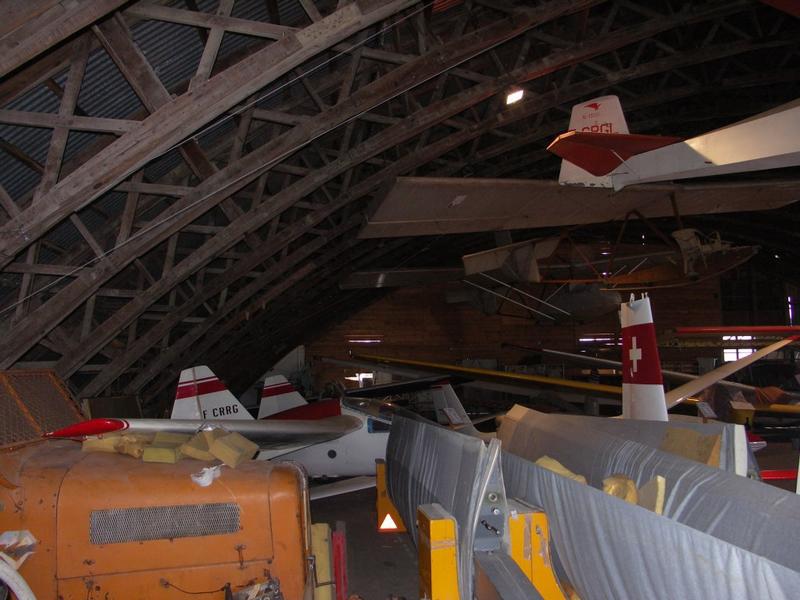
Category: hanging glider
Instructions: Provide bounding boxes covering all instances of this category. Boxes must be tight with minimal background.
[549,95,800,190]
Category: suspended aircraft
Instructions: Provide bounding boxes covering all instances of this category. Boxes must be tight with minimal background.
[358,95,800,240]
[548,95,800,190]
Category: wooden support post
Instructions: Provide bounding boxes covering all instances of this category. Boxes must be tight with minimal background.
[311,523,334,600]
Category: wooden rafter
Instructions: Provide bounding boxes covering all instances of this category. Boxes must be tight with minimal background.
[0,0,418,268]
[1,5,550,373]
[0,0,128,77]
[0,0,797,403]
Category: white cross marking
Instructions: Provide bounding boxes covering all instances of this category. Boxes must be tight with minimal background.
[629,336,642,373]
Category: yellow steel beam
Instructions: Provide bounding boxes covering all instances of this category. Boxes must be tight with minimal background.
[375,459,406,533]
[417,503,459,600]
[507,501,567,600]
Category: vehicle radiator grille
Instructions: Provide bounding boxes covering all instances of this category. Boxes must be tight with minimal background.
[90,502,240,544]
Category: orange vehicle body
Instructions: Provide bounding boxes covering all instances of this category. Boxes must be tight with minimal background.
[0,441,311,599]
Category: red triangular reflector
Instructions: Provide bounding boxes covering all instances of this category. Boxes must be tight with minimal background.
[379,513,398,530]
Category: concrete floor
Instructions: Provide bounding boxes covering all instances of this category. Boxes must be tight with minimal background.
[311,487,418,600]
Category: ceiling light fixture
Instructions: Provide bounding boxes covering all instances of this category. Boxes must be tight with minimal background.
[506,89,524,105]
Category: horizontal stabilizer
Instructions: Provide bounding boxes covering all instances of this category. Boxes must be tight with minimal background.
[548,131,682,176]
[268,398,341,420]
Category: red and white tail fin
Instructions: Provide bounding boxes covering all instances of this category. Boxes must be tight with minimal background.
[172,365,251,421]
[557,95,628,187]
[257,374,308,419]
[620,294,668,421]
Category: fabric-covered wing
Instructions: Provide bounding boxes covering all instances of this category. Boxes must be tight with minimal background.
[45,415,363,449]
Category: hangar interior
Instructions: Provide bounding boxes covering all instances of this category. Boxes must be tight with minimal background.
[1,0,800,598]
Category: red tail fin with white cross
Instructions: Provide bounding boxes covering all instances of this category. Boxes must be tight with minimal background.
[620,294,668,421]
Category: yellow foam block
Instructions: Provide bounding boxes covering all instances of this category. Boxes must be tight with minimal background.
[180,432,216,461]
[535,456,587,485]
[152,431,191,446]
[637,475,666,515]
[602,474,638,504]
[142,446,181,464]
[201,428,228,446]
[82,435,122,453]
[115,434,153,459]
[209,432,258,468]
[660,427,721,467]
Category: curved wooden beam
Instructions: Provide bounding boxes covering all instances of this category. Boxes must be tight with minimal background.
[48,7,554,380]
[79,1,749,395]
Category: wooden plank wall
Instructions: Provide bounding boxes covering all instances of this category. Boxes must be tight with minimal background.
[307,277,722,389]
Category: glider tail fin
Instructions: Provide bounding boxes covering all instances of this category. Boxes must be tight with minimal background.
[620,294,668,421]
[258,374,308,419]
[432,384,481,436]
[172,365,252,420]
[558,95,628,187]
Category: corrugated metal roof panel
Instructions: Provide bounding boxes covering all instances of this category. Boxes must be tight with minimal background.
[76,46,145,119]
[130,18,205,92]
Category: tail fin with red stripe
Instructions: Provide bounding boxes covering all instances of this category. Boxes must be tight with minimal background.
[620,294,668,421]
[258,374,308,419]
[172,365,251,421]
[557,95,629,187]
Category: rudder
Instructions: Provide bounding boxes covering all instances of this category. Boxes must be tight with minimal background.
[172,365,251,420]
[558,95,628,187]
[258,374,308,419]
[620,294,668,421]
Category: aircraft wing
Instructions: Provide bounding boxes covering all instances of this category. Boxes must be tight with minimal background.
[532,347,757,393]
[359,177,800,238]
[530,345,800,415]
[665,336,800,408]
[547,131,682,175]
[352,346,800,418]
[341,374,472,397]
[45,415,363,449]
[351,353,622,399]
[310,476,377,500]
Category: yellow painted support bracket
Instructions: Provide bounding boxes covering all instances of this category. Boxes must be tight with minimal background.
[311,523,334,600]
[417,503,460,600]
[375,459,407,532]
[507,500,567,600]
